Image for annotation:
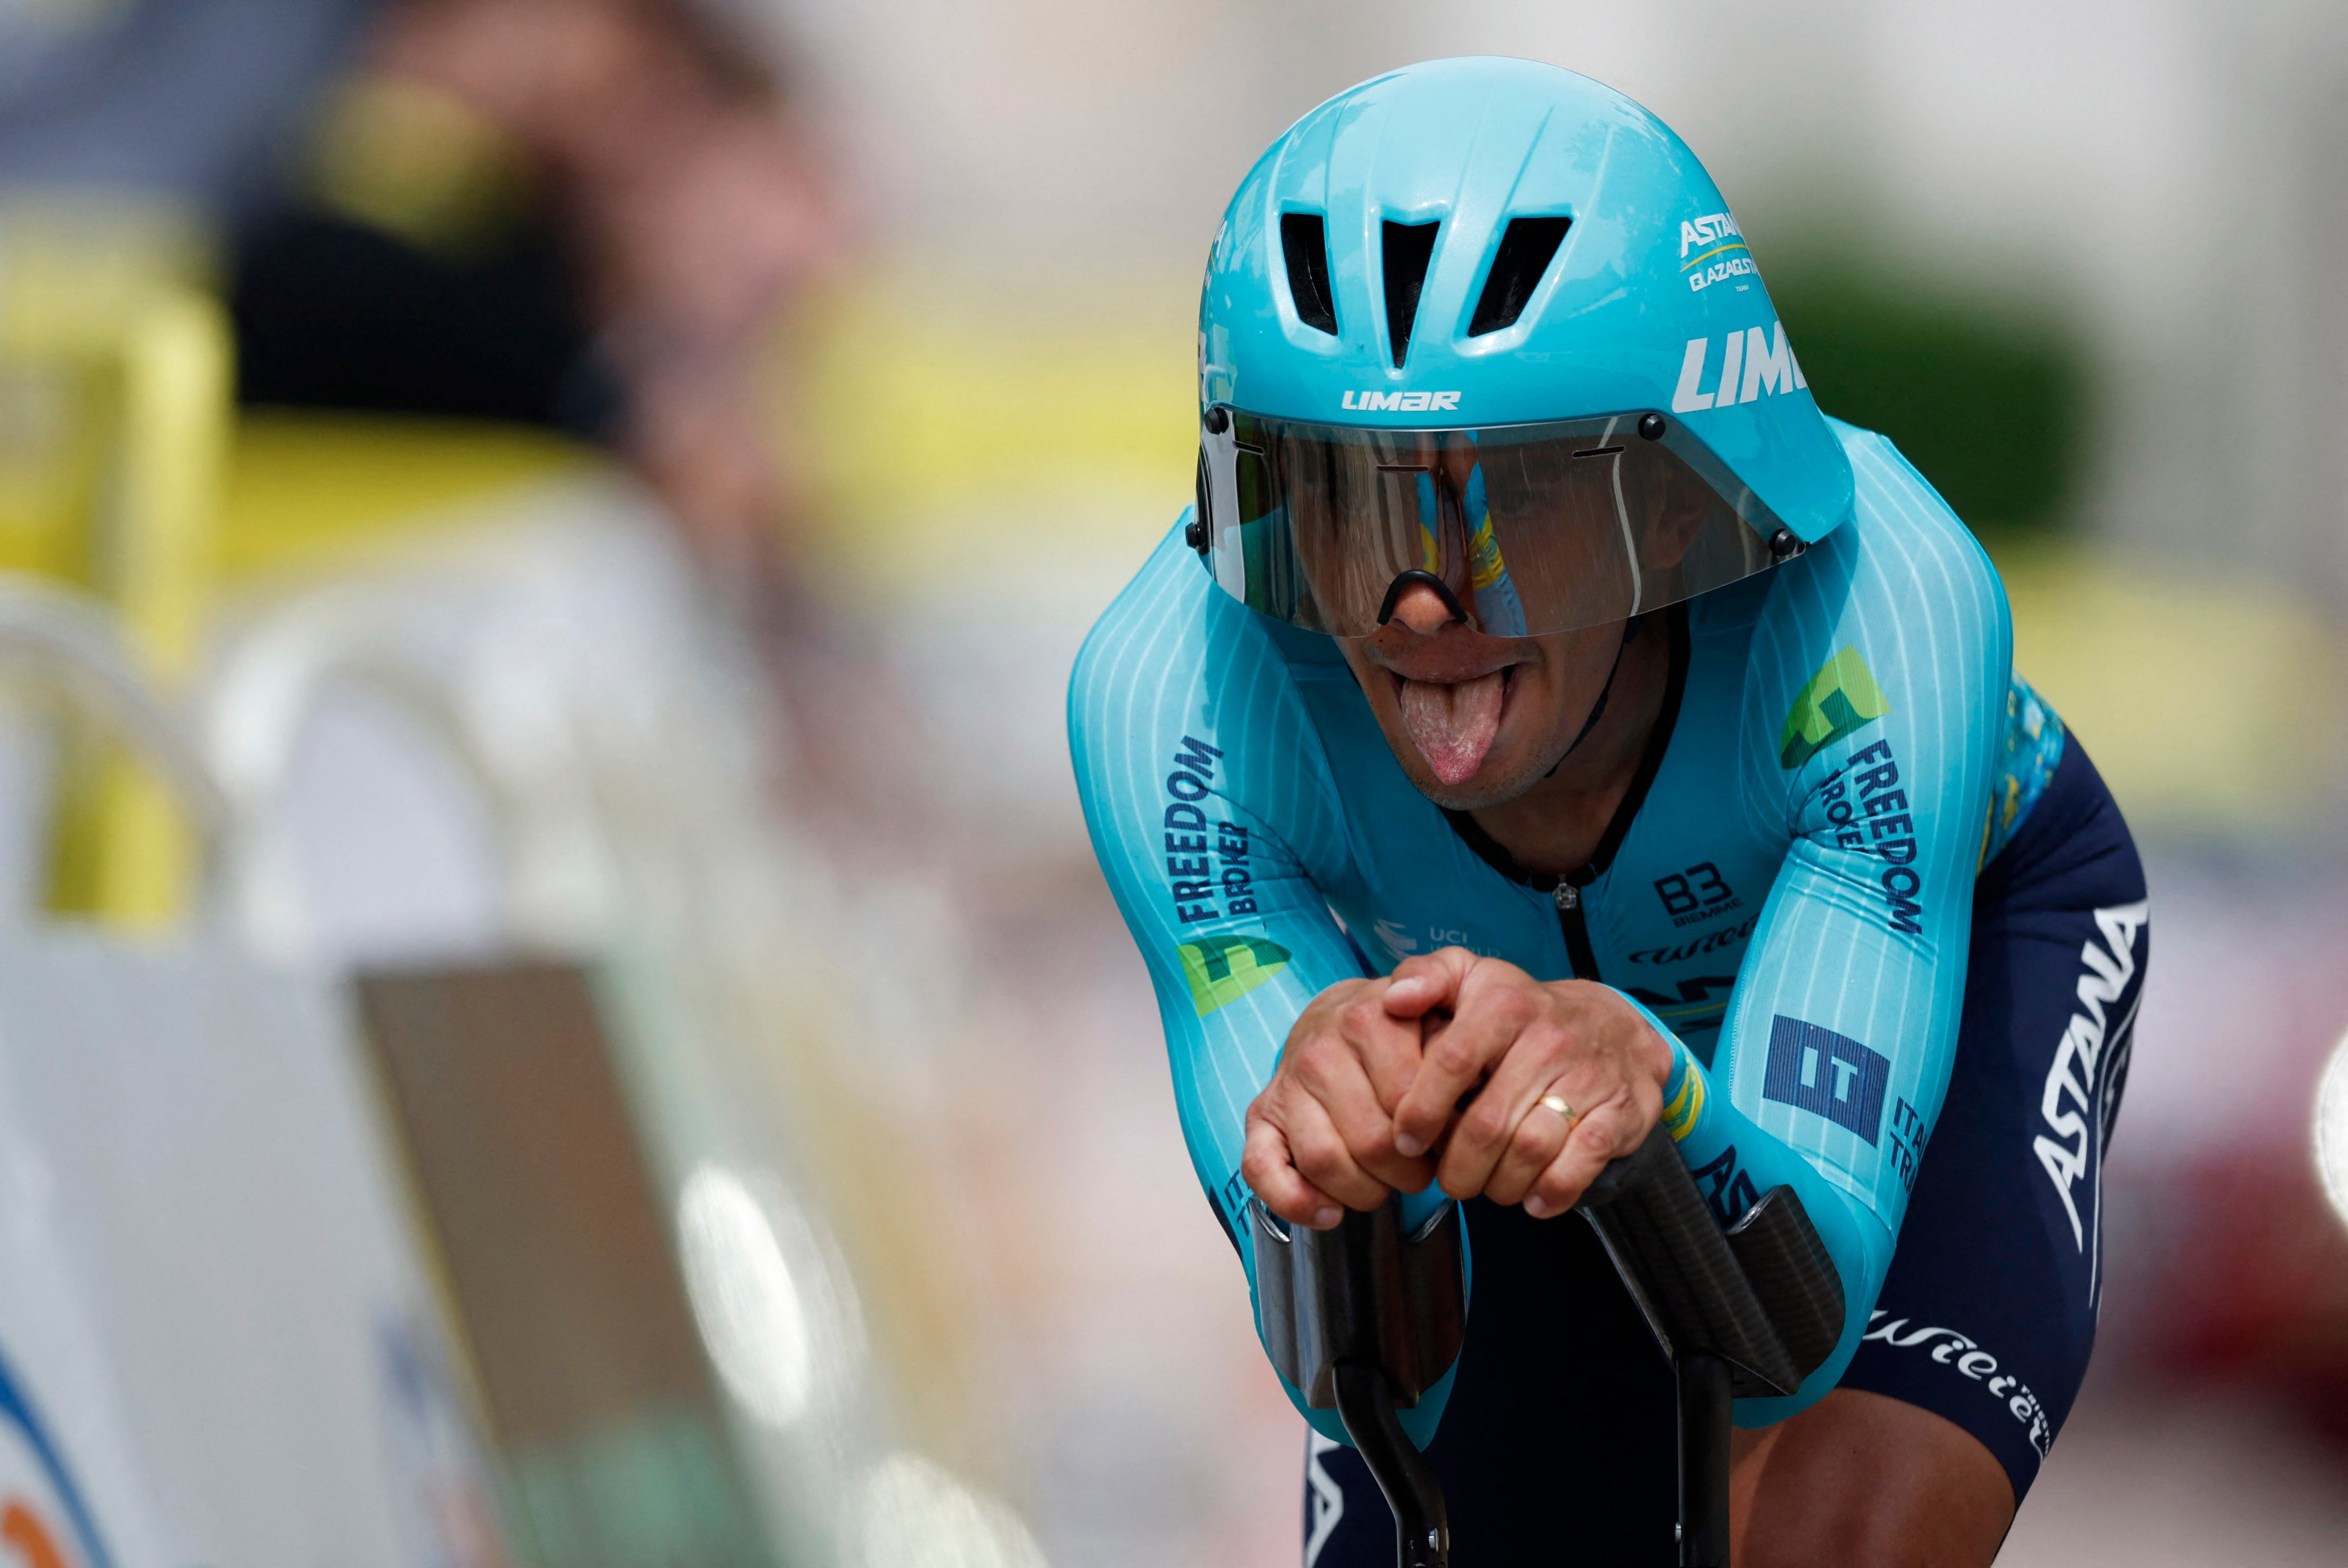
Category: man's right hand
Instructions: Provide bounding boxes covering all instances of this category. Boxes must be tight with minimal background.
[1241,977,1437,1230]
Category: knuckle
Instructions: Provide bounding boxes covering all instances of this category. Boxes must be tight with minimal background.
[1429,1035,1480,1079]
[1294,1048,1354,1098]
[1477,958,1528,995]
[1460,1103,1508,1147]
[1292,1135,1347,1184]
[1522,1023,1571,1071]
[1596,1093,1648,1148]
[1521,1114,1568,1160]
[1534,1168,1582,1209]
[1294,986,1355,1033]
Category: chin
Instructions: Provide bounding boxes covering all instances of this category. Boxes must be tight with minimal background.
[1399,734,1549,812]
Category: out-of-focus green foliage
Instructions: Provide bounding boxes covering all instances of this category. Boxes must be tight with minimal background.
[1769,261,2088,533]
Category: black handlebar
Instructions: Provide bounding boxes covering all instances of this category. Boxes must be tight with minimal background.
[1253,1196,1462,1566]
[1578,1126,1844,1398]
[1576,1126,1844,1564]
[1252,1126,1844,1568]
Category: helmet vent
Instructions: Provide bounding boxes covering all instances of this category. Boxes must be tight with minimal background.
[1468,216,1572,336]
[1382,220,1440,367]
[1279,213,1339,335]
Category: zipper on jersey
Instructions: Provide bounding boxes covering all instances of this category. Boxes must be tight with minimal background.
[1437,605,1691,987]
[1553,881,1600,982]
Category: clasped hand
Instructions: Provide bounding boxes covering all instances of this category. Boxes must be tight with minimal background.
[1241,949,1675,1230]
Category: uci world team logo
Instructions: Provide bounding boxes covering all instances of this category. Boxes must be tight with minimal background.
[0,1342,113,1568]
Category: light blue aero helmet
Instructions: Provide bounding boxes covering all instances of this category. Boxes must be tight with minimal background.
[1190,57,1855,640]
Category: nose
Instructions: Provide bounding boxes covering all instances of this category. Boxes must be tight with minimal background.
[1385,580,1462,635]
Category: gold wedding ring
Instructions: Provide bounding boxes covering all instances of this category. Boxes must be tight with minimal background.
[1538,1093,1576,1126]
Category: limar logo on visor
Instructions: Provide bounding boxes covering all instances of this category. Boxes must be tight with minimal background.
[1193,407,1802,639]
[1340,390,1462,412]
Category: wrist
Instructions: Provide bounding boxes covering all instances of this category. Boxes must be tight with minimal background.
[1643,1020,1677,1090]
[1586,980,1679,1089]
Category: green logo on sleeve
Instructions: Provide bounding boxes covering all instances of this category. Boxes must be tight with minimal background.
[1178,935,1293,1016]
[1779,647,1891,770]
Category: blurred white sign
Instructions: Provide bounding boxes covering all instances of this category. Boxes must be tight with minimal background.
[2317,1027,2348,1232]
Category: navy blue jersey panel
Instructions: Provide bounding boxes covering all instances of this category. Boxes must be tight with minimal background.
[1841,738,2146,1500]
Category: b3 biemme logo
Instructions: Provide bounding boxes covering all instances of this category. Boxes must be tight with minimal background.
[1652,861,1741,928]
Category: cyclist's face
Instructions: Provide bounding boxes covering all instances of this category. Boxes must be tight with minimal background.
[1337,586,1631,810]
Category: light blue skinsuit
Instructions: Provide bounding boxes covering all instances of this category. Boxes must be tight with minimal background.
[1067,420,2066,1445]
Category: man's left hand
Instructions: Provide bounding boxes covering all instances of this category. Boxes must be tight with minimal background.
[1384,949,1675,1217]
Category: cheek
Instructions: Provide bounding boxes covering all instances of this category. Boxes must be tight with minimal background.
[1500,637,1609,741]
[1338,650,1390,707]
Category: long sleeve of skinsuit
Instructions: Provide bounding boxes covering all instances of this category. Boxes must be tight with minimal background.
[1068,420,2011,1442]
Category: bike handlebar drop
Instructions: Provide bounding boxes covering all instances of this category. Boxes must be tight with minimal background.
[1255,1195,1464,1567]
[1253,1126,1845,1568]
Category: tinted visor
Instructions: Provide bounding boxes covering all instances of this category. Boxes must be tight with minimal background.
[1197,409,1788,638]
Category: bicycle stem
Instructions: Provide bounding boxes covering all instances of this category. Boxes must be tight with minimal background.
[1676,1352,1733,1566]
[1333,1360,1449,1568]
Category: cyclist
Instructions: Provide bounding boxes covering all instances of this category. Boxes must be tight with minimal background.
[1070,58,2147,1567]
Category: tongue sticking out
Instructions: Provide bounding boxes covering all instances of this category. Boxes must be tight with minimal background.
[1398,670,1506,787]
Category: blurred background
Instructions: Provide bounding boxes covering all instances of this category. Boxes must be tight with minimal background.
[1,1,2345,1564]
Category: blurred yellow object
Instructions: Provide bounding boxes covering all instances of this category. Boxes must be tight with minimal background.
[1999,539,2346,835]
[788,270,1195,584]
[309,76,533,260]
[223,411,594,576]
[0,201,226,925]
[0,197,599,928]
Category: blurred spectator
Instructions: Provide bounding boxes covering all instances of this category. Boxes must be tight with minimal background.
[2,0,838,581]
[252,0,840,574]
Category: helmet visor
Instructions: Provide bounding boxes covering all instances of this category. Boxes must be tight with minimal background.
[1198,409,1788,638]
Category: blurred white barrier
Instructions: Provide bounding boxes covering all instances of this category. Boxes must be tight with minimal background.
[199,474,1044,1567]
[0,575,497,1568]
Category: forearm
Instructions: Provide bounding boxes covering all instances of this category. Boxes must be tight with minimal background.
[1630,994,1895,1422]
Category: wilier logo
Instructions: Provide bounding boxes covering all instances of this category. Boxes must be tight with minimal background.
[1780,647,1891,770]
[1764,1015,1891,1145]
[1177,935,1292,1017]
